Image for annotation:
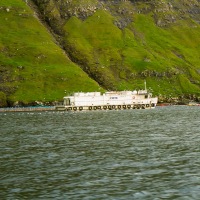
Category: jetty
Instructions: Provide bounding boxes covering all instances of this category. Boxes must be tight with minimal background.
[0,106,55,113]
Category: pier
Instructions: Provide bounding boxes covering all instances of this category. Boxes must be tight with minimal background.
[0,106,55,112]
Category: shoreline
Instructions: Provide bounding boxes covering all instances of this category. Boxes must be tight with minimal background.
[1,103,200,113]
[0,102,200,113]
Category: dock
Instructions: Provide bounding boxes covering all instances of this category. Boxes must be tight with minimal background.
[0,106,55,112]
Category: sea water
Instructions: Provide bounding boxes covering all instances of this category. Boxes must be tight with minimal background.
[0,106,200,199]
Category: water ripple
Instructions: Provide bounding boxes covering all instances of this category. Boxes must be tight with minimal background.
[0,106,200,199]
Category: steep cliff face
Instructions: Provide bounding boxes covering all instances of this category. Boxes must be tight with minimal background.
[0,0,102,107]
[0,0,200,106]
[31,0,200,98]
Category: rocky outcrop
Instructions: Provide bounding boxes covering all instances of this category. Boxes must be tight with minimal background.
[31,0,200,29]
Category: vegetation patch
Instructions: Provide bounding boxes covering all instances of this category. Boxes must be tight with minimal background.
[1,0,200,106]
[0,0,102,106]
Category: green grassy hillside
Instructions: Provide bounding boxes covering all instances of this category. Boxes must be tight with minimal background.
[0,0,102,106]
[32,0,200,102]
[0,0,200,106]
[63,8,200,98]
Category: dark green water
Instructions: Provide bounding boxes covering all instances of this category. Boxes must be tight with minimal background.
[1,106,200,199]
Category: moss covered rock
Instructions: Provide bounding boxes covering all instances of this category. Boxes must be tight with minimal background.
[0,92,7,107]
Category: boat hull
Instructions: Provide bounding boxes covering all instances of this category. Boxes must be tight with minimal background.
[55,103,156,111]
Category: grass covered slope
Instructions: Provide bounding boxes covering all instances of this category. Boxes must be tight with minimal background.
[63,10,200,98]
[0,0,102,106]
[1,0,200,106]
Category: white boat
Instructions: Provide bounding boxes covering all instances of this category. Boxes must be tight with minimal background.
[55,84,158,111]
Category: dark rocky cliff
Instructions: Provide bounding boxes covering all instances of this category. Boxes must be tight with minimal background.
[32,0,200,28]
